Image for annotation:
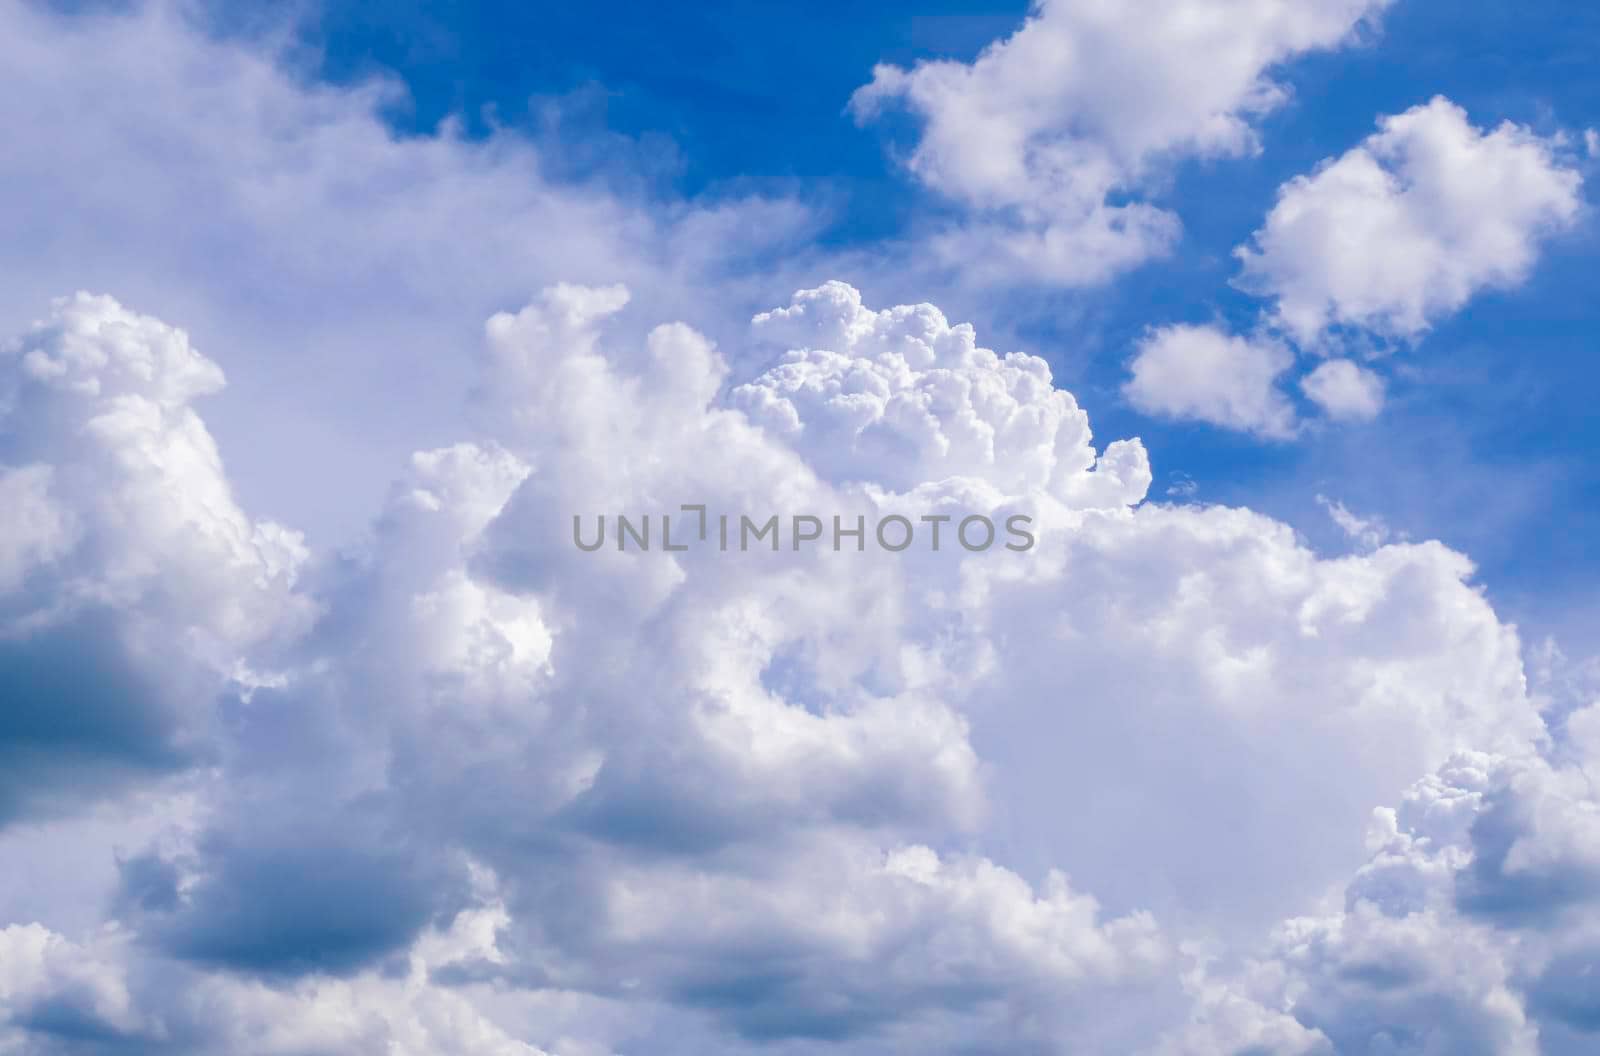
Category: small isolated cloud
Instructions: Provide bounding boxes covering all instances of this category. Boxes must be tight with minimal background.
[1128,96,1582,437]
[851,0,1391,285]
[1300,358,1385,421]
[1124,323,1297,438]
[1316,493,1396,550]
[1238,96,1583,346]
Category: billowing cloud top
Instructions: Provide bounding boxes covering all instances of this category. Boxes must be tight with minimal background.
[1,3,1596,1053]
[0,278,1580,1055]
[737,279,1150,504]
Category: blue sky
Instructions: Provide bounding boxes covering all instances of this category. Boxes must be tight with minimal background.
[4,2,1600,1053]
[277,0,1600,640]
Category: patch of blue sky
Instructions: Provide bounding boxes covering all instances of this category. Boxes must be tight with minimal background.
[275,0,1599,640]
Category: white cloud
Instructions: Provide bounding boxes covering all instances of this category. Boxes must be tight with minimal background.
[852,0,1391,284]
[0,0,824,547]
[0,924,144,1043]
[0,293,310,647]
[0,466,74,594]
[737,279,1151,504]
[1126,96,1581,437]
[1124,323,1298,437]
[1238,96,1584,345]
[0,908,568,1056]
[0,281,1560,1053]
[1317,493,1396,550]
[0,6,1582,1051]
[1154,650,1600,1055]
[1300,358,1385,421]
[0,293,312,824]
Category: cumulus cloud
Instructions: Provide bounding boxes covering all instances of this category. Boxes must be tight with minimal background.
[0,899,567,1055]
[1238,96,1584,345]
[0,924,145,1046]
[0,0,825,546]
[0,280,1563,1054]
[1152,647,1600,1056]
[851,0,1391,285]
[0,293,310,824]
[1124,323,1298,438]
[1300,358,1385,421]
[0,3,1584,1053]
[1129,97,1582,435]
[0,282,1158,1052]
[737,279,1152,504]
[1154,744,1600,1053]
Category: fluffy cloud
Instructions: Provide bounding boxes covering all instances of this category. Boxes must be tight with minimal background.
[0,281,1561,1053]
[0,283,1158,1053]
[736,279,1151,503]
[1124,323,1298,438]
[0,4,1585,1052]
[0,293,310,825]
[1300,358,1386,421]
[851,0,1391,284]
[1238,97,1584,345]
[0,0,824,547]
[1129,97,1582,435]
[0,900,568,1055]
[1156,676,1600,1056]
[0,924,144,1047]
